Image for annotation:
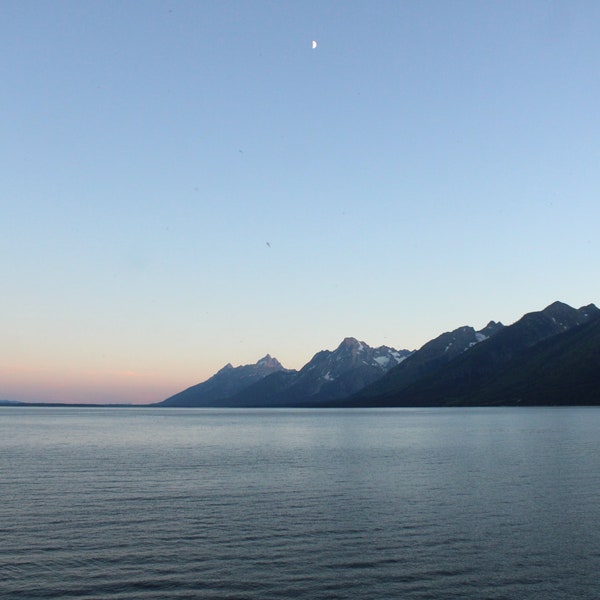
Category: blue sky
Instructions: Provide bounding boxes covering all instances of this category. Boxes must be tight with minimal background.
[2,0,599,403]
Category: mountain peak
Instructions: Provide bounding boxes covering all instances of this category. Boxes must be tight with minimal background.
[478,321,505,340]
[157,355,287,407]
[531,301,598,333]
[339,337,363,350]
[539,300,599,320]
[257,354,283,369]
[542,300,572,314]
[578,303,600,318]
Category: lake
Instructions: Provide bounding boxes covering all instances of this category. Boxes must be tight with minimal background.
[1,407,599,599]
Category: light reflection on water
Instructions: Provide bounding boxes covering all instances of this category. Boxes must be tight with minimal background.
[1,407,599,599]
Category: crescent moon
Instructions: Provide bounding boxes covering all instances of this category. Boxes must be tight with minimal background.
[312,40,317,49]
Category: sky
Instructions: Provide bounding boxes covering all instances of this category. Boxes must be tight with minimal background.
[2,0,600,404]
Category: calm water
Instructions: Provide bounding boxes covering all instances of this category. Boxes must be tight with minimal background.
[1,407,599,599]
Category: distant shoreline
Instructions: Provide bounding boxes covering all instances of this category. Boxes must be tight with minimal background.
[0,402,135,408]
[3,402,600,409]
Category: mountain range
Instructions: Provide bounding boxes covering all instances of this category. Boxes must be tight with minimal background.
[157,338,411,407]
[156,300,600,408]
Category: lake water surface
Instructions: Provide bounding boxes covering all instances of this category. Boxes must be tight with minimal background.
[1,407,599,599]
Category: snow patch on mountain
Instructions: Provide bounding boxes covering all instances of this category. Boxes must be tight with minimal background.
[374,356,390,367]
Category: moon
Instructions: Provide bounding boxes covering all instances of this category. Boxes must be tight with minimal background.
[312,40,317,49]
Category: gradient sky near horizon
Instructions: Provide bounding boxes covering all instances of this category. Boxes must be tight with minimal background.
[2,0,600,404]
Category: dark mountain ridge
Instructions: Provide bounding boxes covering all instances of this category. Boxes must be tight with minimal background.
[356,320,505,400]
[343,301,600,407]
[459,316,600,406]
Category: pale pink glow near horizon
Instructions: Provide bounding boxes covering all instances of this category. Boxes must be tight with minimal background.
[1,364,182,405]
